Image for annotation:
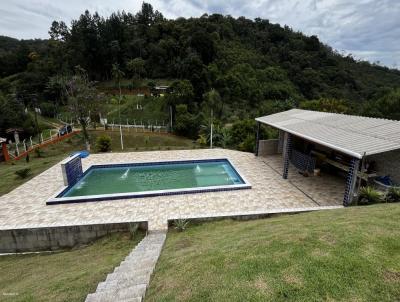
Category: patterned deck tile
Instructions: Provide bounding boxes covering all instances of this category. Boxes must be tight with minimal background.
[0,149,343,231]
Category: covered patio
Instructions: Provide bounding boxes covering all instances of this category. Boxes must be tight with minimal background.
[255,109,400,206]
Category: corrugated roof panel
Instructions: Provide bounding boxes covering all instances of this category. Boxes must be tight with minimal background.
[256,109,400,158]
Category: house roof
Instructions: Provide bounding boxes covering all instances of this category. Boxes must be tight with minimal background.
[256,109,400,159]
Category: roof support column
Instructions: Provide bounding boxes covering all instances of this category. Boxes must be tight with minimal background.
[343,158,360,206]
[283,132,292,179]
[255,121,261,156]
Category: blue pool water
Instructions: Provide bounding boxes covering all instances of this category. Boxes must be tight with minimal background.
[49,159,250,204]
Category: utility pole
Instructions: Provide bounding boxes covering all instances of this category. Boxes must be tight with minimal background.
[210,108,213,149]
[169,105,173,132]
[118,79,124,150]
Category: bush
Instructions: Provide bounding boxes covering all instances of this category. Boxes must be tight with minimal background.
[173,219,189,232]
[15,168,31,179]
[358,186,382,205]
[385,187,400,203]
[95,135,112,152]
[128,222,139,239]
[34,148,44,158]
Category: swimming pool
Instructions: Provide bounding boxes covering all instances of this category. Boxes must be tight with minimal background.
[47,158,251,204]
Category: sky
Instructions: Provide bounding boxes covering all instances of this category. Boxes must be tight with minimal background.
[1,0,399,68]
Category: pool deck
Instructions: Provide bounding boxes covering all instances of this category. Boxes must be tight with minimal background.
[0,149,343,232]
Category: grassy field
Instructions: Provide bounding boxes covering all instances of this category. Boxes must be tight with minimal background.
[104,95,169,123]
[0,130,197,196]
[0,133,85,196]
[146,204,400,302]
[90,129,197,152]
[0,232,144,302]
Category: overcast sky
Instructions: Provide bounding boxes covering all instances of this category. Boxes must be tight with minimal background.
[1,0,399,68]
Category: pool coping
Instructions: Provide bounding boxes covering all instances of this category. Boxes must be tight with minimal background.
[46,158,251,205]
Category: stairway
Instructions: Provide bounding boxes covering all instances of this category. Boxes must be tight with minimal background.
[85,232,166,302]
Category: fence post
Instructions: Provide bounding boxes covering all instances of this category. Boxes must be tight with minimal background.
[16,142,19,156]
[40,133,43,143]
[23,140,27,152]
[30,136,33,148]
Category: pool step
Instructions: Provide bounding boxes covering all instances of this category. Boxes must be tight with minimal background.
[85,232,166,302]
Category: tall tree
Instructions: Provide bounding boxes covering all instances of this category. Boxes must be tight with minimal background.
[64,66,103,150]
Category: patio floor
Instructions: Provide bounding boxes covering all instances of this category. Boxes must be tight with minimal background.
[0,149,343,232]
[261,154,346,206]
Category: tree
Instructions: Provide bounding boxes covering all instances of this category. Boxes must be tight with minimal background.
[299,98,350,113]
[64,66,103,150]
[174,104,198,138]
[363,89,400,120]
[111,63,125,150]
[126,58,146,80]
[165,80,195,128]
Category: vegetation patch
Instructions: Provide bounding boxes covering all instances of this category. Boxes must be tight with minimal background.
[146,204,400,302]
[0,232,144,302]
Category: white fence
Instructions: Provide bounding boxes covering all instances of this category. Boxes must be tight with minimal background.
[7,129,67,158]
[107,120,168,133]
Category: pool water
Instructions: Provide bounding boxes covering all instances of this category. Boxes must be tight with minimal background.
[61,160,245,198]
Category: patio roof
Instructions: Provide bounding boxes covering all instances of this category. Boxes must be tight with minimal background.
[256,109,400,159]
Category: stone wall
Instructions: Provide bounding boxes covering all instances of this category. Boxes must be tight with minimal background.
[367,149,400,183]
[0,222,147,253]
[258,139,279,156]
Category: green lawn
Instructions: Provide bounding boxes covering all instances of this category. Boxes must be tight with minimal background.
[90,129,197,152]
[146,204,400,302]
[0,133,85,196]
[0,231,144,302]
[0,130,197,196]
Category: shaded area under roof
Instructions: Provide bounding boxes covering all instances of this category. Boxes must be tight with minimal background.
[256,109,400,159]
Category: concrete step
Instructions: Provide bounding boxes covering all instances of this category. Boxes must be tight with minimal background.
[106,268,152,282]
[85,231,166,302]
[96,274,150,292]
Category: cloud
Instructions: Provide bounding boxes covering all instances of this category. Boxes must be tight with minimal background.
[0,0,399,68]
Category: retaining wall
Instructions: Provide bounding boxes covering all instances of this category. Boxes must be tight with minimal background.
[0,222,147,253]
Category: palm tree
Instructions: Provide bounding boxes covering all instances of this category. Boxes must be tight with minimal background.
[111,63,125,150]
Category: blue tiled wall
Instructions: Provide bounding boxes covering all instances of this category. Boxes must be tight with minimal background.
[65,156,83,186]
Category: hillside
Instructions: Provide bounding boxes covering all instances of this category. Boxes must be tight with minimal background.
[146,204,400,302]
[1,3,400,144]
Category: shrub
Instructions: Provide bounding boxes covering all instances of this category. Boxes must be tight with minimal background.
[173,219,189,232]
[358,186,382,205]
[34,148,44,158]
[385,187,400,203]
[15,168,31,179]
[128,222,139,239]
[95,135,112,152]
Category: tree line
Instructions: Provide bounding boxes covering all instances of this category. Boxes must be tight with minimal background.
[1,3,400,149]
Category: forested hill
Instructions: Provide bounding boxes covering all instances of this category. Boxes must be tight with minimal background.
[1,2,400,122]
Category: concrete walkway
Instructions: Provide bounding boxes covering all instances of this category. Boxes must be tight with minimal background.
[0,149,343,233]
[85,232,166,302]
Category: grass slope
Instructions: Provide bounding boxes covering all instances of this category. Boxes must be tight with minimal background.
[90,130,197,152]
[0,133,84,196]
[0,232,144,302]
[146,204,400,302]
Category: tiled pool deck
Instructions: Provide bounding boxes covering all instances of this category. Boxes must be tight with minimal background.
[0,149,343,231]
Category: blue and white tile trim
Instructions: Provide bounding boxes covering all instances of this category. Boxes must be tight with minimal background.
[290,149,316,173]
[343,158,360,206]
[283,133,293,179]
[61,154,83,186]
